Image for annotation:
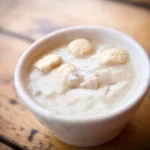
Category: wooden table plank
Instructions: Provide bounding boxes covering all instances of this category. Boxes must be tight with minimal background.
[118,0,150,5]
[0,35,53,150]
[0,142,14,150]
[115,0,150,6]
[0,0,150,149]
[0,0,150,55]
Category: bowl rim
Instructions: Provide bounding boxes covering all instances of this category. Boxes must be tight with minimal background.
[14,26,150,123]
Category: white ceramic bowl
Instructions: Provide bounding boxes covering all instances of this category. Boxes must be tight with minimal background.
[14,26,150,147]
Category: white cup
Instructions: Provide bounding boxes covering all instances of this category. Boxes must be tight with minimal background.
[14,26,150,147]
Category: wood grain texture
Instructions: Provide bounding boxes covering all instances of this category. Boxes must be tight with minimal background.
[0,0,150,149]
[0,142,14,150]
[0,35,54,150]
[0,0,150,55]
[118,0,150,5]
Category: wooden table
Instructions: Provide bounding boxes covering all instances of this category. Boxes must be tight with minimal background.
[0,0,150,149]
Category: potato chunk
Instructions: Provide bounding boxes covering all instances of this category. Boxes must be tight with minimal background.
[80,73,100,89]
[58,63,76,74]
[62,73,83,91]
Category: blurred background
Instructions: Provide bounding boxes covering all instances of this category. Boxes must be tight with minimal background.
[0,0,150,150]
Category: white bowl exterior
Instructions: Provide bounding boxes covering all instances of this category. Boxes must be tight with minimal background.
[14,26,150,147]
[39,101,142,147]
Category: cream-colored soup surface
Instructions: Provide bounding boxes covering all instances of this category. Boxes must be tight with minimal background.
[28,39,137,118]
